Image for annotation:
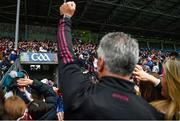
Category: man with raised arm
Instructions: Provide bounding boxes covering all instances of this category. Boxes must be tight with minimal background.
[58,1,163,120]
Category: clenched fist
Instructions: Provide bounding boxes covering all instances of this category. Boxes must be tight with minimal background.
[60,1,76,17]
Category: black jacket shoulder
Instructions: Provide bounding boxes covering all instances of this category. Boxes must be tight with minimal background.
[65,77,163,120]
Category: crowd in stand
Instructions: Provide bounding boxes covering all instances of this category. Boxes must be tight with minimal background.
[1,37,178,81]
[0,37,58,77]
[0,37,57,53]
[0,1,180,120]
[18,40,57,53]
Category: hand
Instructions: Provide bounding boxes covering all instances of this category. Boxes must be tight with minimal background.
[57,112,64,121]
[60,1,76,17]
[18,87,26,92]
[133,65,160,86]
[133,65,151,81]
[17,78,33,87]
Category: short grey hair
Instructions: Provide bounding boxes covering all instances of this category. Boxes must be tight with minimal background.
[97,32,139,75]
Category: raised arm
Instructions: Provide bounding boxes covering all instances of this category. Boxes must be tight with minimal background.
[58,2,76,65]
[17,79,58,104]
[57,2,90,109]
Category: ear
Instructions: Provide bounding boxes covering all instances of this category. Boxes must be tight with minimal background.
[97,57,105,73]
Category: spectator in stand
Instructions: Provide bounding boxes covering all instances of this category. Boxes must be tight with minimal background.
[58,2,163,120]
[9,50,18,63]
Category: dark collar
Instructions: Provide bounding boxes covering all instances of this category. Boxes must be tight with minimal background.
[101,76,136,94]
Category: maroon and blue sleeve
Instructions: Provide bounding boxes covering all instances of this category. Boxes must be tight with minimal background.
[57,17,90,108]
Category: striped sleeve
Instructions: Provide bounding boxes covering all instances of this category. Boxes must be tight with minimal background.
[57,17,91,108]
[57,17,76,64]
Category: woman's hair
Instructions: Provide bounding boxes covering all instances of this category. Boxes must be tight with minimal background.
[4,96,26,120]
[151,59,180,120]
[139,72,164,102]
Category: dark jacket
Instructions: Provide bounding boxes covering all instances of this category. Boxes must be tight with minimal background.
[30,80,58,120]
[57,17,163,120]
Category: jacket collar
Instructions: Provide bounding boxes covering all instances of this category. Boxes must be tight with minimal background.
[101,76,136,94]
